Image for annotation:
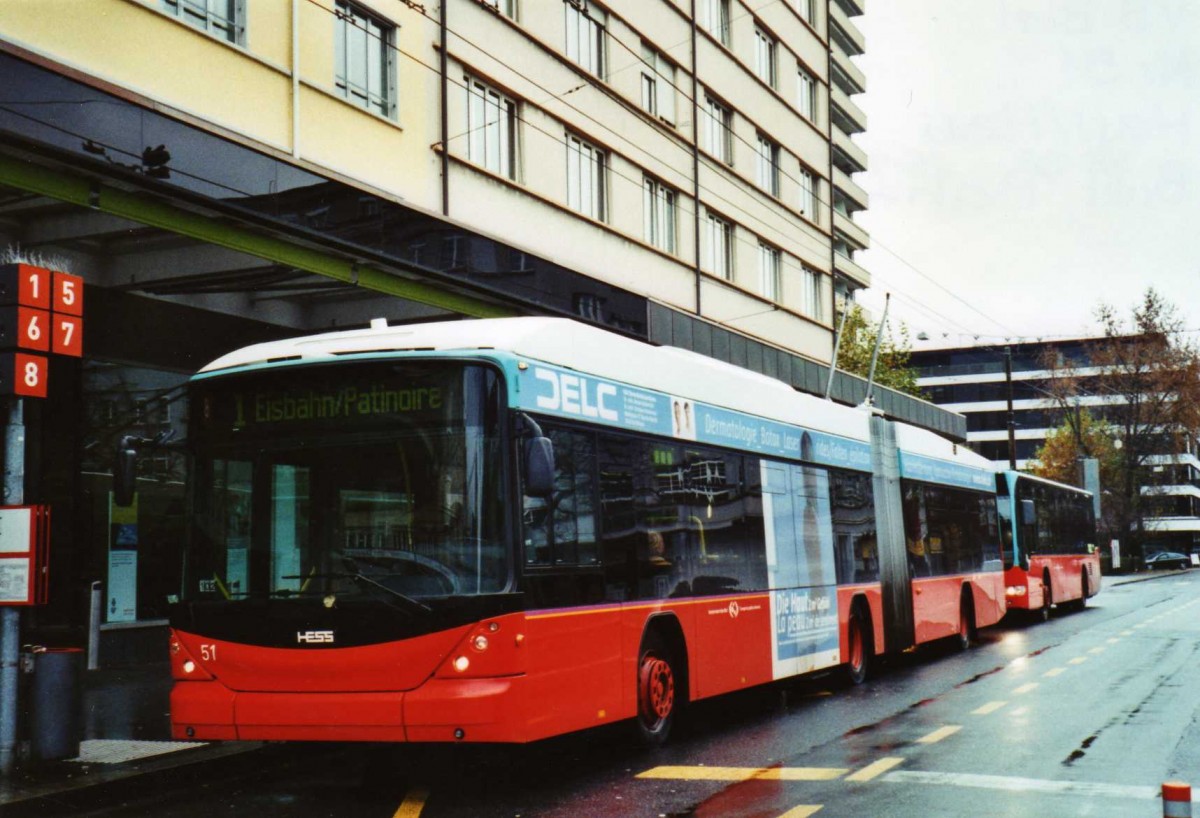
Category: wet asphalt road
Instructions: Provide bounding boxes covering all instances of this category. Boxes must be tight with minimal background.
[82,571,1200,817]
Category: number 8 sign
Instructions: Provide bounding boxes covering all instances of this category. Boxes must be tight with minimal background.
[0,353,47,398]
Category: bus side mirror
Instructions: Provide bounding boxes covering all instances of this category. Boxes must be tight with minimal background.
[1020,499,1035,525]
[523,436,554,498]
[114,437,137,507]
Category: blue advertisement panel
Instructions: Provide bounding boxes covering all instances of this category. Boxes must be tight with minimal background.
[763,461,841,679]
[516,362,871,470]
[898,451,995,491]
[773,586,840,661]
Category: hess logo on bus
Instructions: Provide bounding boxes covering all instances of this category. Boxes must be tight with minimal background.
[297,630,335,644]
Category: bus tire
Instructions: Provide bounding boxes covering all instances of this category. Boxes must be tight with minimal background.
[844,603,873,685]
[1073,574,1089,612]
[957,590,977,651]
[1038,574,1052,622]
[636,630,680,746]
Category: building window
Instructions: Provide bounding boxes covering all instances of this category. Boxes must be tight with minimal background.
[758,243,781,301]
[754,26,777,87]
[643,177,677,253]
[799,167,816,219]
[700,0,730,46]
[702,94,733,165]
[161,0,244,44]
[566,0,606,78]
[797,0,815,25]
[798,67,816,121]
[334,1,396,118]
[640,44,676,124]
[756,133,780,197]
[705,213,734,281]
[466,77,517,179]
[801,265,821,319]
[482,0,517,18]
[567,133,606,220]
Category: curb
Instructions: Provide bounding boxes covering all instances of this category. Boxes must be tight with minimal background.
[0,741,270,818]
[1107,568,1194,587]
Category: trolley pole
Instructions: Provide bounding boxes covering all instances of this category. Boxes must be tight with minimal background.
[0,398,24,776]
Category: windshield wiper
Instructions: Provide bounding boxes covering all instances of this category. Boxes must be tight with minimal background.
[281,572,432,615]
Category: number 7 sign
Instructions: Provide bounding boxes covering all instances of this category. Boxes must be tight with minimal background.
[52,314,82,357]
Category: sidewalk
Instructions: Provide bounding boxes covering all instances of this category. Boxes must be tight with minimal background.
[0,662,261,817]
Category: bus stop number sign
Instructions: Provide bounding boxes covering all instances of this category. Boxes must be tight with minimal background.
[0,265,86,398]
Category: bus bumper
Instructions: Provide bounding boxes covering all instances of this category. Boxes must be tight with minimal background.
[171,676,524,743]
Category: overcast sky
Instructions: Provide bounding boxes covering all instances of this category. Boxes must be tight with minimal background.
[855,1,1200,348]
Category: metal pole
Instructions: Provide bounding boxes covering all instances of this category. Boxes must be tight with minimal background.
[863,294,890,407]
[1005,346,1017,469]
[824,298,851,400]
[0,399,24,776]
[88,581,103,671]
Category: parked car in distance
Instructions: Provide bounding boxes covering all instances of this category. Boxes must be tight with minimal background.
[1146,551,1192,570]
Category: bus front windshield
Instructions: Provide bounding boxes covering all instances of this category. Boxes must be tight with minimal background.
[183,361,507,605]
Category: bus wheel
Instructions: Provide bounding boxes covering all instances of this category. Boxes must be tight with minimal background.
[844,606,872,685]
[1038,575,1052,622]
[1073,575,1089,612]
[636,633,677,745]
[957,593,976,651]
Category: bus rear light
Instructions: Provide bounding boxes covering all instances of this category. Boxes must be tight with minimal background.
[453,656,470,673]
[1006,585,1027,597]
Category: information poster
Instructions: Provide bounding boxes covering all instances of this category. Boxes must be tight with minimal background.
[0,560,30,603]
[108,493,139,622]
[107,550,137,622]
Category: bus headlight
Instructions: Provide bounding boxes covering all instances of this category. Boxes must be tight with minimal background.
[453,656,470,672]
[183,660,196,674]
[1006,585,1027,597]
[472,635,489,652]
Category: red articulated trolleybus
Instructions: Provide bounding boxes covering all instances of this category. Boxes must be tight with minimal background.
[146,317,1006,745]
[996,471,1101,620]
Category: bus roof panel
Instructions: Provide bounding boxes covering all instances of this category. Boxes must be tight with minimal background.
[199,317,873,443]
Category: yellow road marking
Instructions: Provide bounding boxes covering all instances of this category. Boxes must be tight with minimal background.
[1013,683,1038,694]
[972,701,1006,715]
[1121,630,1134,636]
[393,787,429,818]
[917,725,961,744]
[1009,706,1029,716]
[1088,646,1106,654]
[1043,668,1066,678]
[846,757,905,782]
[757,768,848,781]
[636,766,845,782]
[777,807,822,818]
[1068,657,1088,665]
[1107,638,1120,644]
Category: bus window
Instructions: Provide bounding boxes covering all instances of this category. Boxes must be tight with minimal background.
[831,469,876,584]
[521,425,598,567]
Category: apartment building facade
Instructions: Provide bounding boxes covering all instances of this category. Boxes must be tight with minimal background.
[912,339,1200,557]
[0,0,964,655]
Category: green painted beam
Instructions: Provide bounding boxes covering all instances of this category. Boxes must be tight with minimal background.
[0,154,514,318]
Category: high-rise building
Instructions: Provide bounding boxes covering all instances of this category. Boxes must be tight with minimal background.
[912,339,1200,557]
[0,1,917,656]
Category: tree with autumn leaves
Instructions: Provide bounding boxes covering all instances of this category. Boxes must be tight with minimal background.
[1031,289,1200,562]
[834,303,923,398]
